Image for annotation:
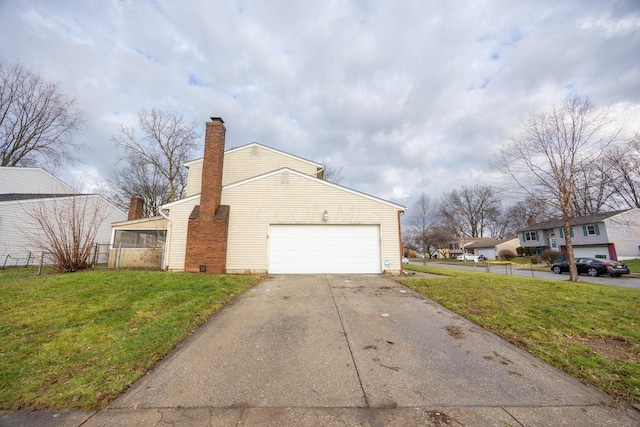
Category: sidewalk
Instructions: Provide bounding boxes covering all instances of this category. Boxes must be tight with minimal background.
[2,274,639,426]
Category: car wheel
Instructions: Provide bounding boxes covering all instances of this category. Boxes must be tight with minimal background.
[587,267,599,277]
[552,266,561,274]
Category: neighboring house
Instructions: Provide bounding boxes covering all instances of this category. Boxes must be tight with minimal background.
[448,237,495,258]
[517,209,640,261]
[465,238,519,260]
[112,117,407,274]
[0,167,127,266]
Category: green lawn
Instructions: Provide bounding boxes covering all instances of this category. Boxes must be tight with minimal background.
[0,268,260,410]
[400,264,640,405]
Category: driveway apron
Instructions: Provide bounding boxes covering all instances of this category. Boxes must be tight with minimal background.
[89,274,639,426]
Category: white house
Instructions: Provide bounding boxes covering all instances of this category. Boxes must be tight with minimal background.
[112,117,407,275]
[466,238,520,260]
[517,209,640,261]
[0,167,126,266]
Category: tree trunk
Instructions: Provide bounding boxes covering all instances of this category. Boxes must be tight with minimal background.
[562,217,580,281]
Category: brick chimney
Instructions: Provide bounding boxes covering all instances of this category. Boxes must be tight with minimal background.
[527,216,537,226]
[184,117,230,273]
[128,195,144,220]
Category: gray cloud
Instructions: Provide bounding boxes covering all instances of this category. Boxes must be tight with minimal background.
[1,0,638,207]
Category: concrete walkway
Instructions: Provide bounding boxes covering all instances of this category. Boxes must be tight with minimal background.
[2,274,639,426]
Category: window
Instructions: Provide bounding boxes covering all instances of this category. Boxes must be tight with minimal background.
[582,224,600,236]
[113,230,166,248]
[524,231,537,241]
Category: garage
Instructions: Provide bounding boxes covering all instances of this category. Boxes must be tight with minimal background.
[268,224,382,274]
[572,246,610,259]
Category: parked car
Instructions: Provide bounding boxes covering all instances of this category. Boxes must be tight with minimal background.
[402,257,409,264]
[457,253,478,261]
[551,257,630,277]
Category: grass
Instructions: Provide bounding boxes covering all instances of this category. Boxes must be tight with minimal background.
[0,268,260,410]
[400,263,640,405]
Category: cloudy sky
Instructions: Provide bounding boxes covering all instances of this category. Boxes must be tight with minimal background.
[1,0,639,211]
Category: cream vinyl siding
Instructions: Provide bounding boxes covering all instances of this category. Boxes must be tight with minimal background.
[111,217,167,230]
[184,144,321,197]
[222,170,404,274]
[164,196,200,271]
[184,161,203,197]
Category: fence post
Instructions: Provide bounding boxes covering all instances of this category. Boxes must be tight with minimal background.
[26,253,32,268]
[115,243,122,269]
[37,252,45,276]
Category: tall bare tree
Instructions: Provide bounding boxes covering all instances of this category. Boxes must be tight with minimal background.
[322,161,345,184]
[439,184,501,238]
[107,158,170,217]
[111,108,199,206]
[495,94,619,281]
[0,59,84,170]
[503,195,557,237]
[607,134,640,209]
[407,192,439,264]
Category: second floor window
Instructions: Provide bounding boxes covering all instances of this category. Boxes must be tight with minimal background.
[583,224,600,236]
[524,231,537,241]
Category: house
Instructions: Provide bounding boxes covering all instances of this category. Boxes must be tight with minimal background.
[517,209,640,261]
[111,117,407,274]
[447,237,495,258]
[465,238,519,260]
[0,167,127,266]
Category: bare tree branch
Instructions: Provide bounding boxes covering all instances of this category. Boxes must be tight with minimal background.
[111,108,199,209]
[0,58,84,170]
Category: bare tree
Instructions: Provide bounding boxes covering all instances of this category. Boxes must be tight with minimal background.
[495,94,619,281]
[439,185,501,238]
[606,134,640,209]
[407,192,439,264]
[21,196,108,272]
[503,195,557,237]
[0,59,84,170]
[322,161,345,184]
[107,158,170,217]
[111,108,199,205]
[570,155,613,216]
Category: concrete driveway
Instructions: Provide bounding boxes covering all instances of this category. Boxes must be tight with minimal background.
[11,274,638,426]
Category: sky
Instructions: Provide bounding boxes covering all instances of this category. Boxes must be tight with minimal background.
[1,0,639,212]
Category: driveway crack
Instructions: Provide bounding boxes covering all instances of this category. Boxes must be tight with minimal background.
[325,275,370,408]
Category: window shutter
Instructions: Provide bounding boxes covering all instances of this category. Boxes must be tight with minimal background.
[570,228,574,237]
[583,225,588,236]
[534,231,538,241]
[559,229,564,238]
[595,224,600,235]
[522,232,525,242]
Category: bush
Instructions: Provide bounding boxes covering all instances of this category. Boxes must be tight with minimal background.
[498,249,517,261]
[540,249,562,266]
[531,256,539,265]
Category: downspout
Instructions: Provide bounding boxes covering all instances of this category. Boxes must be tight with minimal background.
[159,209,171,271]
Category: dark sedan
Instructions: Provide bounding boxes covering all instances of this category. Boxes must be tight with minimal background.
[551,257,630,277]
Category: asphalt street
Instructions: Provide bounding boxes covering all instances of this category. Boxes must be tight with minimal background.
[412,261,640,289]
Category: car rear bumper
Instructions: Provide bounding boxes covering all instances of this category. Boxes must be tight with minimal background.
[606,266,630,275]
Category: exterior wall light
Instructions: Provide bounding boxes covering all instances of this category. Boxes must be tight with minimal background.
[323,210,329,221]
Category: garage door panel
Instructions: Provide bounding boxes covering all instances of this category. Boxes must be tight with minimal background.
[269,225,381,274]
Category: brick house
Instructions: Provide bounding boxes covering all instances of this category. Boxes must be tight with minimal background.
[112,117,406,274]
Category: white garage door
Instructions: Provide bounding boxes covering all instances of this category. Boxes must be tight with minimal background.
[478,249,495,260]
[269,224,382,274]
[573,246,610,259]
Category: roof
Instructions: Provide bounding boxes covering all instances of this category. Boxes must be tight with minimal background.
[518,210,632,232]
[465,238,518,249]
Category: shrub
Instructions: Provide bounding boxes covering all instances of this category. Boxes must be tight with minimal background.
[498,249,517,261]
[531,256,539,265]
[540,249,562,266]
